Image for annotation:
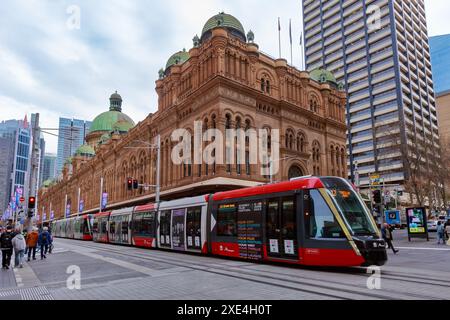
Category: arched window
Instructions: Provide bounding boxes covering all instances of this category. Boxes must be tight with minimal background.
[261,79,265,92]
[236,117,242,175]
[288,166,304,179]
[266,80,270,94]
[225,114,232,173]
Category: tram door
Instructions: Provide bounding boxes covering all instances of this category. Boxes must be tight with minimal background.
[159,210,172,248]
[266,196,298,259]
[172,209,186,251]
[237,202,263,260]
[186,207,202,250]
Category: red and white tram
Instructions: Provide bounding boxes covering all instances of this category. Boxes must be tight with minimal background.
[52,177,387,267]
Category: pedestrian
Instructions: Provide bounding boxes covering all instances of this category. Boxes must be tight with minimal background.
[12,229,26,268]
[26,227,39,261]
[437,221,445,245]
[48,226,53,254]
[382,223,399,254]
[38,227,51,260]
[0,226,14,269]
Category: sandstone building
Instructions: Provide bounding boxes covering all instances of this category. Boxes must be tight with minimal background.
[38,13,347,221]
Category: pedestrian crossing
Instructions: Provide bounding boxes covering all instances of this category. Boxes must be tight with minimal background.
[0,286,54,300]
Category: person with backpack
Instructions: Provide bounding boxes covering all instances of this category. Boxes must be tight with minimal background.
[38,227,51,259]
[0,226,14,269]
[12,229,26,268]
[437,221,445,245]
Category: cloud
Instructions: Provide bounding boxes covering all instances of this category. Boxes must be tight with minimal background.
[0,0,449,155]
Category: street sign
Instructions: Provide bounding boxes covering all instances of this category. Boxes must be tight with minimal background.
[79,199,84,213]
[369,173,381,186]
[19,197,25,203]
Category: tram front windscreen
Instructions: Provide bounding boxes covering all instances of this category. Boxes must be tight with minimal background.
[321,177,378,237]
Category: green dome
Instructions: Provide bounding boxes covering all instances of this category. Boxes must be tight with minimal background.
[42,180,53,188]
[310,68,338,84]
[201,12,246,41]
[165,49,190,70]
[90,111,135,133]
[75,144,95,157]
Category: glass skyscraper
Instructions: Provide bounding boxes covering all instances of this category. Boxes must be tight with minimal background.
[56,118,92,176]
[302,0,439,188]
[429,34,450,95]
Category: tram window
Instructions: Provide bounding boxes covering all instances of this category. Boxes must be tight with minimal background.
[282,197,296,239]
[304,190,344,239]
[109,221,115,234]
[101,220,107,234]
[267,201,279,238]
[217,205,237,237]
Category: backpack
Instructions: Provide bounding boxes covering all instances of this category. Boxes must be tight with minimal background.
[1,233,13,248]
[41,232,48,242]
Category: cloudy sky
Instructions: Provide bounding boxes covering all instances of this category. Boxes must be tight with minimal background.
[1,0,449,154]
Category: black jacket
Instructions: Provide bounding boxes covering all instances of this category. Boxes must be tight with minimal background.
[0,232,14,249]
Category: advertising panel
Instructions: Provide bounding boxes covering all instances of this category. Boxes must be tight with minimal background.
[172,209,186,251]
[406,207,429,241]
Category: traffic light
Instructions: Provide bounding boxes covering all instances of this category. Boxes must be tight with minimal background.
[27,209,34,218]
[397,191,403,197]
[133,179,139,190]
[28,196,36,209]
[127,178,133,190]
[372,190,382,204]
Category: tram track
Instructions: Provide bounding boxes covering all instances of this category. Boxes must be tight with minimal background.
[57,240,422,300]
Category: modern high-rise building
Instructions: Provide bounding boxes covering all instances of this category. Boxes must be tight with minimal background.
[42,153,57,183]
[56,118,91,176]
[430,34,450,143]
[0,136,15,213]
[302,0,439,188]
[0,117,32,211]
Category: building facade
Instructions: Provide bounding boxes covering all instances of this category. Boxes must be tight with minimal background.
[56,118,92,177]
[42,154,57,184]
[302,0,439,188]
[430,34,450,144]
[38,13,347,222]
[0,137,15,213]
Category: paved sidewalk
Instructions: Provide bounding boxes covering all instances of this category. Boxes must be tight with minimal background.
[0,267,16,289]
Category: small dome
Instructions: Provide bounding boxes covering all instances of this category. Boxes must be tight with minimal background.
[310,68,338,85]
[201,12,246,41]
[91,111,135,133]
[165,50,190,70]
[75,144,96,157]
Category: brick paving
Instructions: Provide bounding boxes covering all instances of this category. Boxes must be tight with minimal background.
[0,230,449,300]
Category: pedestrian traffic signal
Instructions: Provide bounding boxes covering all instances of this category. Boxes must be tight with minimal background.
[372,190,382,204]
[27,209,34,218]
[127,178,133,190]
[397,191,403,196]
[133,179,139,190]
[28,196,36,209]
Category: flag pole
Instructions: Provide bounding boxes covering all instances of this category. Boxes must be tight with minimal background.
[289,19,293,66]
[300,31,304,71]
[278,17,282,59]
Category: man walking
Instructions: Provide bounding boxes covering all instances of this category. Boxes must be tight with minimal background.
[382,223,399,254]
[437,221,445,245]
[0,226,14,269]
[12,229,26,268]
[26,227,39,261]
[38,227,51,259]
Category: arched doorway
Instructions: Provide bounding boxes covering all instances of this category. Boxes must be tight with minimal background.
[288,165,304,179]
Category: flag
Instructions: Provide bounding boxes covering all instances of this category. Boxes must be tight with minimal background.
[289,19,292,45]
[278,17,281,31]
